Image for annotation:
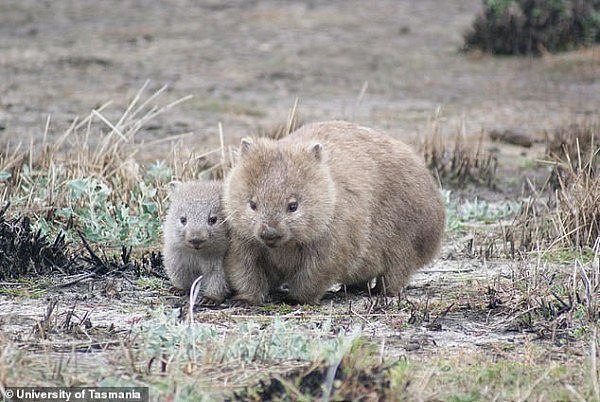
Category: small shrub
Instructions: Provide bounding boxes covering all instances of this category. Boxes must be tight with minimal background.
[547,122,600,249]
[54,176,163,247]
[464,0,600,55]
[444,190,521,232]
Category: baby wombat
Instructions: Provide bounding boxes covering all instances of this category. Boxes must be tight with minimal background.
[162,180,230,304]
[223,120,445,304]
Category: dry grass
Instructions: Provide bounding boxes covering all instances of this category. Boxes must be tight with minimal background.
[491,245,600,339]
[0,81,195,217]
[509,122,600,251]
[194,98,302,181]
[555,169,600,249]
[419,109,498,188]
[546,120,600,187]
[256,98,303,141]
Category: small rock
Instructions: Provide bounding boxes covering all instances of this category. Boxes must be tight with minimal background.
[404,342,421,351]
[426,322,443,331]
[489,129,533,148]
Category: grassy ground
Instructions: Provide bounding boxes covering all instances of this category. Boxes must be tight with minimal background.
[0,87,598,401]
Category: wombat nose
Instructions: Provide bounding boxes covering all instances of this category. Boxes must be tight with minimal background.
[188,237,206,247]
[260,227,281,241]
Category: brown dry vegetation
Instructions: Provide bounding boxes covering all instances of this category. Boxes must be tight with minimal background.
[420,108,498,189]
[507,121,600,253]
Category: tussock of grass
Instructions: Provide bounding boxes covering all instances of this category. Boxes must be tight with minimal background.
[555,168,600,248]
[510,126,600,251]
[547,120,600,187]
[420,110,498,188]
[0,83,197,280]
[548,121,600,162]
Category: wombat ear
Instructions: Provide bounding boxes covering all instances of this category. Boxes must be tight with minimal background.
[240,137,254,156]
[168,181,182,193]
[309,143,324,162]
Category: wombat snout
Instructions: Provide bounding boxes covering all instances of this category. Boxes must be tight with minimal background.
[259,224,282,245]
[186,230,208,248]
[187,237,206,247]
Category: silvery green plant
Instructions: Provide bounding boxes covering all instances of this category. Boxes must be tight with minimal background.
[132,307,361,367]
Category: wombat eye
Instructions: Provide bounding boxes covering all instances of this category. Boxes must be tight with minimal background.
[248,200,257,211]
[179,216,187,225]
[287,201,298,212]
[208,216,218,226]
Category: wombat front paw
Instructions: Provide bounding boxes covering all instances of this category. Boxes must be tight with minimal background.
[227,299,252,308]
[197,296,224,307]
[227,294,264,307]
[169,286,187,296]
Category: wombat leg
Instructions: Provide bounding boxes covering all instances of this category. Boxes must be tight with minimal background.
[227,298,256,308]
[372,274,404,297]
[230,291,269,306]
[343,281,373,295]
[202,267,230,304]
[224,248,270,305]
[286,263,332,305]
[197,296,223,306]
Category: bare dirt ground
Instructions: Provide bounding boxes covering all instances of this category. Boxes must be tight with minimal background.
[0,0,599,400]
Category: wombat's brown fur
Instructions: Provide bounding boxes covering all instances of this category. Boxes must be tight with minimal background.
[162,180,230,304]
[223,121,446,304]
